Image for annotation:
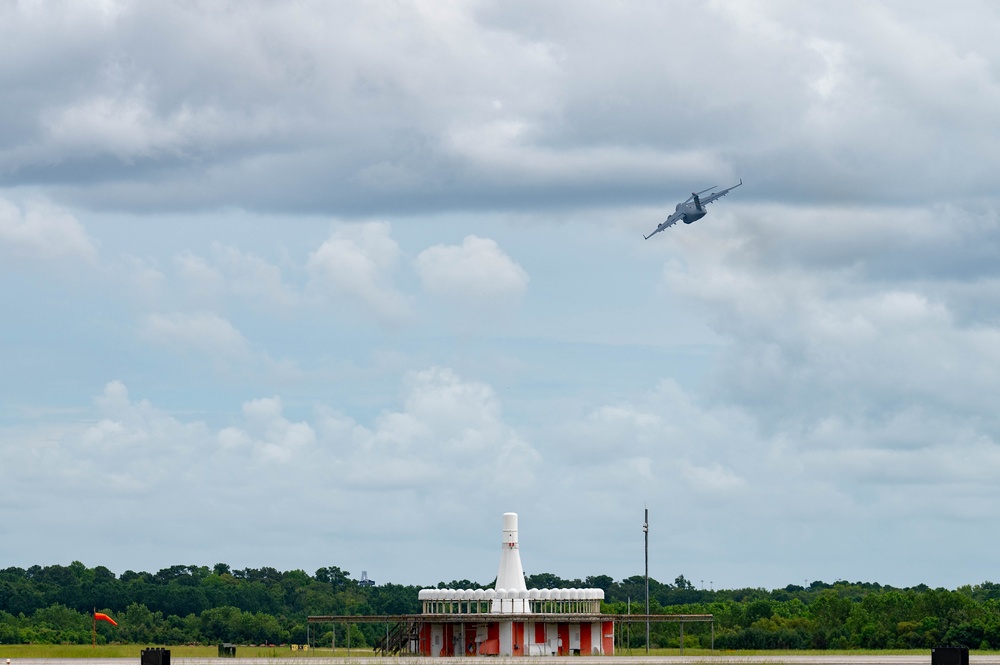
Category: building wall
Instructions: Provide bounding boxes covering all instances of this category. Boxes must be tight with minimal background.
[602,620,615,655]
[499,621,512,656]
[416,620,613,657]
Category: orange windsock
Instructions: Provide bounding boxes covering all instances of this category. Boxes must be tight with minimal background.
[94,612,118,626]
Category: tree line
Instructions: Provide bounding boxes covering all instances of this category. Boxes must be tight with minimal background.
[4,562,1000,649]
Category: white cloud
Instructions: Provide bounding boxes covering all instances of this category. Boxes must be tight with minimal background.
[416,235,529,303]
[120,254,167,302]
[678,460,747,495]
[209,243,299,308]
[0,198,97,263]
[186,365,543,493]
[306,222,410,325]
[174,243,299,309]
[443,120,727,188]
[6,381,214,500]
[660,203,1000,417]
[139,311,251,358]
[45,91,186,163]
[344,366,540,490]
[2,1,998,211]
[0,370,537,557]
[218,396,316,464]
[650,200,1000,528]
[552,378,757,500]
[174,251,227,301]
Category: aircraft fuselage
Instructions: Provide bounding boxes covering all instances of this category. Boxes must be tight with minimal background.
[680,202,707,224]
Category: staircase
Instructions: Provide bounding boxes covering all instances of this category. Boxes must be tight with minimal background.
[374,620,420,656]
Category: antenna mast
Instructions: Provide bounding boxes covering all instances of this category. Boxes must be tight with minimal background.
[644,507,649,654]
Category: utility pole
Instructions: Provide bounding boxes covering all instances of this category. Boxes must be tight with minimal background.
[643,507,649,654]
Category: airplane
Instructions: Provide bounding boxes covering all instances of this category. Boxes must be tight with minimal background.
[644,179,743,240]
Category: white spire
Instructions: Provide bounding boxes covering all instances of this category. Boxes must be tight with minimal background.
[493,512,529,613]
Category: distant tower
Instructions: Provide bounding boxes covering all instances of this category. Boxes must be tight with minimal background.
[493,512,528,613]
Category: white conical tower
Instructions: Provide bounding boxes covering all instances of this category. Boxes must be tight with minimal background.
[493,512,529,612]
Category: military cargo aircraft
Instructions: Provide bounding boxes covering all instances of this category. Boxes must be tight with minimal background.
[644,179,743,240]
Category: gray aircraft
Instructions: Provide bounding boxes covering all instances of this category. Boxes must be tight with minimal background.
[644,179,743,239]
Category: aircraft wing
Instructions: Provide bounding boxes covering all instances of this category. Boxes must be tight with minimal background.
[699,179,743,206]
[644,210,684,240]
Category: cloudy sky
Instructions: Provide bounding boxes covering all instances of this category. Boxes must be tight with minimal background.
[3,0,1000,592]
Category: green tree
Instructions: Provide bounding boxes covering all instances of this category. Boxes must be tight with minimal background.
[120,603,163,643]
[0,610,22,644]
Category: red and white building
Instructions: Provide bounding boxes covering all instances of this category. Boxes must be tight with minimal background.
[414,513,614,657]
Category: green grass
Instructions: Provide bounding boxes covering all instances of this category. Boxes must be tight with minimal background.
[0,645,370,659]
[615,647,994,656]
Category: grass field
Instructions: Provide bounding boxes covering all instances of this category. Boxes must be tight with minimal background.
[0,645,370,659]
